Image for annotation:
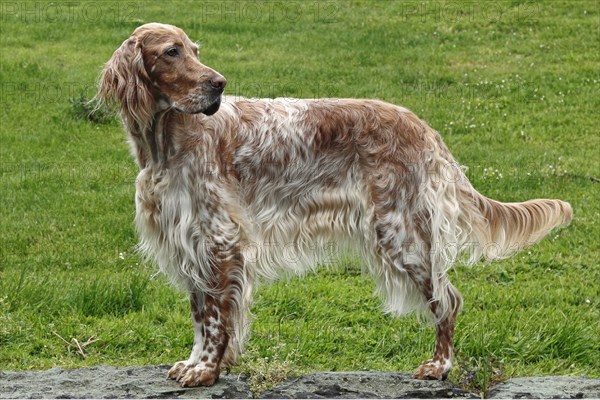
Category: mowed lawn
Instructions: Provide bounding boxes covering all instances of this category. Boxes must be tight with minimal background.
[0,0,598,394]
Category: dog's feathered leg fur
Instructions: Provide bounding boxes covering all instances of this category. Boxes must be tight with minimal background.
[167,291,205,381]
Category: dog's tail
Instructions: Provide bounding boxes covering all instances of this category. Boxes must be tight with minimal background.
[464,191,572,261]
[425,157,572,266]
[421,144,571,320]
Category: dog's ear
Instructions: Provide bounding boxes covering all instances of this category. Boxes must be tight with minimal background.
[95,37,154,131]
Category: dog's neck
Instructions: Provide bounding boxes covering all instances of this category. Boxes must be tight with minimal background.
[124,109,171,170]
[145,110,169,166]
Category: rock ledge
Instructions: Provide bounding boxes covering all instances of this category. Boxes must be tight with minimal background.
[1,366,598,399]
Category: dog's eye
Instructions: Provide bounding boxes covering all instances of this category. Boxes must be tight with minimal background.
[165,47,179,57]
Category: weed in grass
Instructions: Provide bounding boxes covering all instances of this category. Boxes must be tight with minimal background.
[452,352,506,398]
[69,94,116,125]
[237,344,300,396]
[53,332,100,360]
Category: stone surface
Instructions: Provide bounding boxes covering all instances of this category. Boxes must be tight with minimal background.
[487,376,600,399]
[0,365,252,399]
[1,366,599,399]
[260,372,478,398]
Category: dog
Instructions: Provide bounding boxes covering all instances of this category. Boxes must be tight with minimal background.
[95,23,572,387]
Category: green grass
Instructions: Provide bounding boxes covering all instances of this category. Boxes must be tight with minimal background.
[1,0,598,395]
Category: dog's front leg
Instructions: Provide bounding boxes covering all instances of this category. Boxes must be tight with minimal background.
[167,291,205,382]
[177,292,231,387]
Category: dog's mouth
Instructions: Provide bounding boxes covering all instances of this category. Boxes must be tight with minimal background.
[201,97,222,116]
[172,96,222,115]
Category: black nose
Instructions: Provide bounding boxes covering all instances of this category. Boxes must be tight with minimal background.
[210,75,227,91]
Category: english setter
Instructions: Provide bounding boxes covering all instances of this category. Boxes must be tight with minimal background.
[96,23,572,387]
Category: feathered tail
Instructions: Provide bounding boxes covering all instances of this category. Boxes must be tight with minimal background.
[466,193,572,261]
[424,148,572,268]
[421,144,572,321]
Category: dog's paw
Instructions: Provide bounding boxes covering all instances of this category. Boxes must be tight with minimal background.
[179,366,220,387]
[413,359,449,381]
[167,361,195,381]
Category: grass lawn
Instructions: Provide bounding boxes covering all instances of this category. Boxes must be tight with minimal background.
[1,0,598,396]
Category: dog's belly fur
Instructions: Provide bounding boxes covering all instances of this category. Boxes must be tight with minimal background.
[238,167,368,280]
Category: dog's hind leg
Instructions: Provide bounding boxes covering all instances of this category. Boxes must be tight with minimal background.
[410,271,462,380]
[366,207,462,381]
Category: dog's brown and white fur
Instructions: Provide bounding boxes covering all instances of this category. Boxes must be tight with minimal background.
[96,23,572,387]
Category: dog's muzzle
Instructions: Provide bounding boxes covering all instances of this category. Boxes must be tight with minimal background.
[201,75,226,115]
[202,96,222,116]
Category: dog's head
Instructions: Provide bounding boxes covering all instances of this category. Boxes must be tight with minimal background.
[97,23,226,123]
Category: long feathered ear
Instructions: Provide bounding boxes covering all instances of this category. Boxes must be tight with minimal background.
[95,37,155,133]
